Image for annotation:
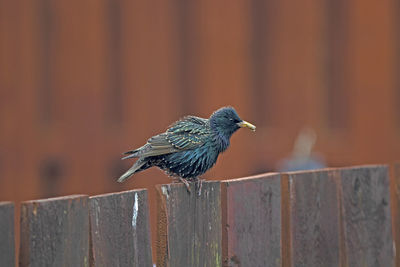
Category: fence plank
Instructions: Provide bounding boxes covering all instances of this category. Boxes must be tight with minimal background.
[156,181,221,267]
[282,170,341,267]
[221,173,281,267]
[0,202,15,267]
[89,189,152,267]
[390,163,400,267]
[19,195,89,267]
[340,166,394,267]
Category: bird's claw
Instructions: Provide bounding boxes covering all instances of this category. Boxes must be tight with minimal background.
[176,177,203,195]
[178,177,191,193]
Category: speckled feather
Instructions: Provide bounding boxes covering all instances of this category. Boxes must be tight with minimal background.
[118,107,254,182]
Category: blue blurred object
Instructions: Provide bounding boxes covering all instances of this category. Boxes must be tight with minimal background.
[277,128,326,172]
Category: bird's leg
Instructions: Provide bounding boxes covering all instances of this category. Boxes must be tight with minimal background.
[178,177,191,193]
[195,177,204,196]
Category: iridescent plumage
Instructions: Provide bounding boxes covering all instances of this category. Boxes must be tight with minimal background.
[118,107,255,185]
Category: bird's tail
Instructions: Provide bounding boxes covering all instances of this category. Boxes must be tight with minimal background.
[117,158,147,183]
[121,149,141,160]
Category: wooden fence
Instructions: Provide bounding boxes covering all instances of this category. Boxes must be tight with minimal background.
[1,164,400,266]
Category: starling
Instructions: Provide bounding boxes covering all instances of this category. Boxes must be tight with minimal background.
[118,106,256,192]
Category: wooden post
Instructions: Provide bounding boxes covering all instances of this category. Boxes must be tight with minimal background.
[0,202,15,267]
[156,181,221,267]
[339,165,394,267]
[89,189,152,267]
[390,163,400,267]
[221,173,281,267]
[282,170,341,267]
[19,195,89,267]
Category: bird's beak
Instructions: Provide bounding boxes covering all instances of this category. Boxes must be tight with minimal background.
[237,120,256,131]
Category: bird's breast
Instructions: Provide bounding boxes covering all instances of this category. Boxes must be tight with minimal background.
[159,145,219,178]
[212,133,230,153]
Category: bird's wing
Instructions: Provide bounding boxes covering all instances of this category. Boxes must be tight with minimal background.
[123,116,210,159]
[165,116,211,150]
[133,133,179,158]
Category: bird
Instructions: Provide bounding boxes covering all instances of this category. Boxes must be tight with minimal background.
[118,106,256,193]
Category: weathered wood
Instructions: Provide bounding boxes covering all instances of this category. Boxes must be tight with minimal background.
[281,173,292,267]
[0,202,15,267]
[156,181,221,267]
[221,173,281,267]
[340,166,394,267]
[19,195,89,267]
[282,170,341,267]
[390,163,400,267]
[89,189,152,267]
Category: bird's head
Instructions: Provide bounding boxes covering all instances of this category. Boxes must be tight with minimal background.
[209,107,256,138]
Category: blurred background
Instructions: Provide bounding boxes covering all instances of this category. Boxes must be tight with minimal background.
[1,0,399,261]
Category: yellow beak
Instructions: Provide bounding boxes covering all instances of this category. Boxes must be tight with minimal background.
[237,120,256,131]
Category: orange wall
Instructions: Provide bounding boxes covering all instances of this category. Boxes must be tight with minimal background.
[0,0,399,261]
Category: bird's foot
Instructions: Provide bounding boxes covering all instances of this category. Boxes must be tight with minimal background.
[195,178,204,196]
[178,177,191,193]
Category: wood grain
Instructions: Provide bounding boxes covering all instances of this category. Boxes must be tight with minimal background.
[89,189,152,267]
[283,170,341,267]
[390,163,400,267]
[19,195,89,267]
[0,202,15,267]
[340,166,394,267]
[156,181,221,267]
[221,173,281,267]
